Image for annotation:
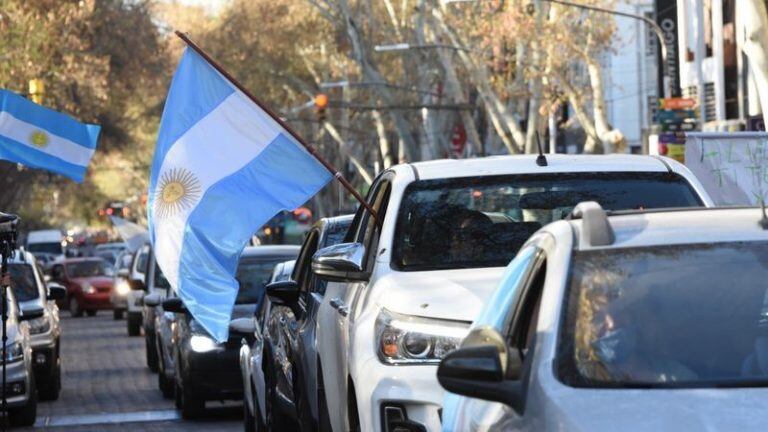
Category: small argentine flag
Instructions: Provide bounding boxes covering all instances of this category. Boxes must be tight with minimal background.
[149,47,332,342]
[0,89,100,182]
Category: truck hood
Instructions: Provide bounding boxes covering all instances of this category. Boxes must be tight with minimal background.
[545,386,768,431]
[375,267,506,322]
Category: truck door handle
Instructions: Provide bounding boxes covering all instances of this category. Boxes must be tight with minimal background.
[330,298,348,317]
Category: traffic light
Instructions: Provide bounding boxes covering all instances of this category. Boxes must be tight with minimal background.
[314,93,328,122]
[28,79,44,105]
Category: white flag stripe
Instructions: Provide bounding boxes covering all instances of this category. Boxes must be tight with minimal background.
[152,91,282,289]
[0,111,95,166]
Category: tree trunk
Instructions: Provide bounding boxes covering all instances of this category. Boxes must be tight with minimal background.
[586,57,625,153]
[740,0,768,127]
[372,109,394,168]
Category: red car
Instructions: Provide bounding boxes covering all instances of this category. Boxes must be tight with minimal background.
[49,258,115,317]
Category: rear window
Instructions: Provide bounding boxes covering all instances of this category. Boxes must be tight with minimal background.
[27,242,62,255]
[66,260,113,278]
[236,256,296,304]
[8,264,40,302]
[558,241,768,388]
[392,172,701,271]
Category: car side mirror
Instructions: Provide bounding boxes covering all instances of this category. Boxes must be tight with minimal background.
[143,292,162,307]
[266,280,300,304]
[128,278,146,291]
[46,283,67,301]
[161,297,186,313]
[437,326,523,409]
[311,243,368,282]
[229,317,257,335]
[19,306,44,321]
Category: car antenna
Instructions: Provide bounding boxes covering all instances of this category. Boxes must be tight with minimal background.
[535,131,548,167]
[760,198,768,230]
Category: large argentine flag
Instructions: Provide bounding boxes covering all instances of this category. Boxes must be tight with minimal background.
[149,48,332,342]
[0,89,100,182]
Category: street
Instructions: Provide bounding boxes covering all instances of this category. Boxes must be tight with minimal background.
[21,313,239,431]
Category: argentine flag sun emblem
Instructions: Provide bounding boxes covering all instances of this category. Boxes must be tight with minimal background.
[148,47,332,342]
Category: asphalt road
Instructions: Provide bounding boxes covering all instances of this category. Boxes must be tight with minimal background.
[19,311,241,431]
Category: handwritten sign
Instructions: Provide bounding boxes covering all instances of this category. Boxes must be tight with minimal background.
[685,133,768,205]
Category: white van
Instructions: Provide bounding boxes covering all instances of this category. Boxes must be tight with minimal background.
[26,230,64,262]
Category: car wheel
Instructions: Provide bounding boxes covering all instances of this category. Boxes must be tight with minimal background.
[127,313,141,336]
[244,400,257,432]
[38,362,61,401]
[317,364,332,432]
[145,334,158,373]
[11,373,37,427]
[180,378,205,419]
[86,309,97,317]
[68,297,83,317]
[113,309,124,320]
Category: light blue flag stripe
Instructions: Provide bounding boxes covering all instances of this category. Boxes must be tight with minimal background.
[149,49,234,196]
[0,89,100,149]
[0,134,87,182]
[177,133,332,342]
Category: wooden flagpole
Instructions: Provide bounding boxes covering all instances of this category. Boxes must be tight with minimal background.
[174,31,379,223]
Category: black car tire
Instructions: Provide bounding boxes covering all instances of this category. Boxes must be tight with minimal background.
[69,297,83,317]
[158,370,174,399]
[157,339,174,399]
[37,361,61,401]
[317,364,332,432]
[113,309,124,320]
[174,380,183,410]
[86,310,97,317]
[11,374,37,427]
[180,379,205,419]
[244,400,257,432]
[145,334,158,373]
[127,313,141,336]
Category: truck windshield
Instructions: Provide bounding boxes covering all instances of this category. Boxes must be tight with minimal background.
[558,240,768,388]
[27,242,62,255]
[8,264,39,302]
[392,172,702,271]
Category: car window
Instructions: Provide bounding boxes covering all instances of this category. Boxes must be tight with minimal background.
[293,230,319,290]
[66,260,114,278]
[27,242,62,255]
[8,264,40,302]
[236,257,295,304]
[312,219,354,295]
[134,251,148,275]
[153,262,170,289]
[558,240,768,388]
[393,172,702,272]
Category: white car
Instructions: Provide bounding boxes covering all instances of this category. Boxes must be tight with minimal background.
[439,204,768,431]
[311,154,714,432]
[126,244,150,336]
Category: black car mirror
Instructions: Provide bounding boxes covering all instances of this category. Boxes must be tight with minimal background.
[437,326,523,409]
[143,293,162,307]
[128,278,146,291]
[266,280,300,304]
[229,317,256,335]
[311,243,368,282]
[46,283,67,301]
[19,306,44,321]
[161,297,186,313]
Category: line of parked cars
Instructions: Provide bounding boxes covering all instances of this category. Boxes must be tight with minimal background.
[133,153,768,431]
[0,250,67,427]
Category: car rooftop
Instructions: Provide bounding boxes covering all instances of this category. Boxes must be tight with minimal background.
[569,206,768,251]
[242,245,301,257]
[406,154,672,181]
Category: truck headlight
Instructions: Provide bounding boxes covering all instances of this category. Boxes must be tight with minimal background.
[3,342,24,363]
[115,280,130,296]
[28,315,51,335]
[375,308,469,365]
[190,334,218,353]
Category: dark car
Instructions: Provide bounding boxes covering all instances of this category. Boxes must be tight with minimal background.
[49,258,115,317]
[240,215,352,431]
[168,245,300,419]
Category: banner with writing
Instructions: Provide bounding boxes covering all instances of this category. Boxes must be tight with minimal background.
[685,133,768,205]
